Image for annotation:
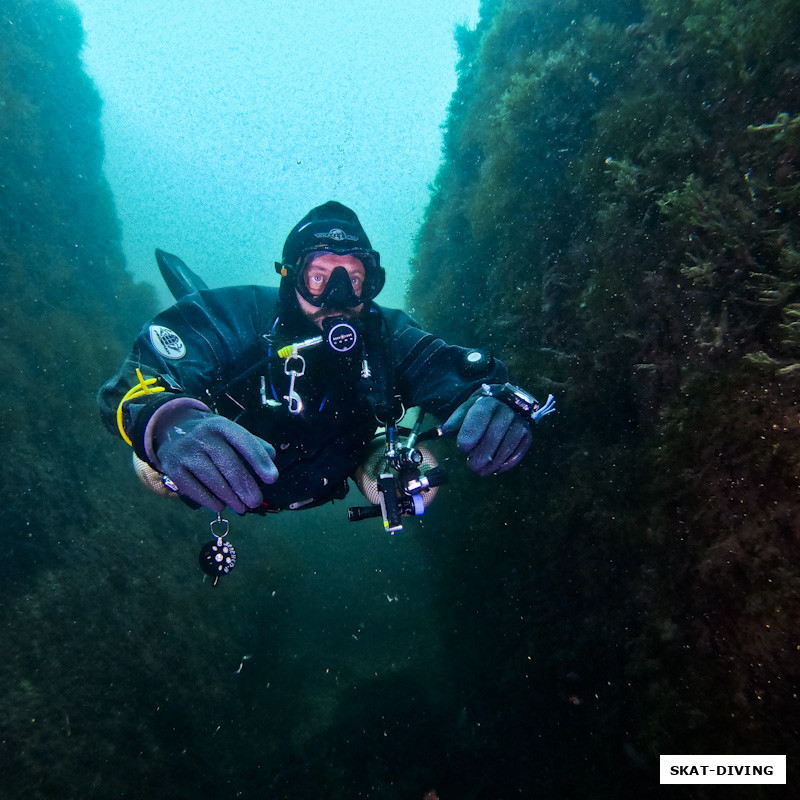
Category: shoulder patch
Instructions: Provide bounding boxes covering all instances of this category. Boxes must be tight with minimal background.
[149,325,186,360]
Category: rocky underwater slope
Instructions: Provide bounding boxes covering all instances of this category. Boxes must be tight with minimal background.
[410,0,800,795]
[0,3,252,797]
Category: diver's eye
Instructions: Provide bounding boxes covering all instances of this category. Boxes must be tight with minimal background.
[308,274,324,285]
[351,275,361,286]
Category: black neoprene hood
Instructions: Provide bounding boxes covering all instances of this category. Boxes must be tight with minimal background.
[282,201,374,265]
[276,200,386,304]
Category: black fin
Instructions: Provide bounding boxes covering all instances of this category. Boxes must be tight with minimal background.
[155,248,209,300]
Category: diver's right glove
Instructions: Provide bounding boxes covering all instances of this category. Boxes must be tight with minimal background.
[149,402,278,514]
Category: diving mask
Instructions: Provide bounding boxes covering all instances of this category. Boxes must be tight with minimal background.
[303,264,362,308]
[275,247,385,308]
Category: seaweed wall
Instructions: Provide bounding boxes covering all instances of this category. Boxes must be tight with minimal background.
[0,1,210,794]
[1,0,148,546]
[410,0,800,795]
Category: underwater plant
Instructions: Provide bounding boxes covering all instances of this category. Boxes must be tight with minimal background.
[411,0,800,794]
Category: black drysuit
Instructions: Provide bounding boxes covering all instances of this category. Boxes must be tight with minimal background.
[98,286,506,510]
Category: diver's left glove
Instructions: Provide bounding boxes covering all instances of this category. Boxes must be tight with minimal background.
[441,391,533,476]
[147,399,279,514]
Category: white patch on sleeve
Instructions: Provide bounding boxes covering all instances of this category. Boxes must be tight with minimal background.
[148,325,187,360]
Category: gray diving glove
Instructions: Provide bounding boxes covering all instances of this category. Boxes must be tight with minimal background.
[441,385,544,476]
[151,404,278,514]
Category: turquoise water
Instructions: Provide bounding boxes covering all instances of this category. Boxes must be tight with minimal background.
[72,0,481,310]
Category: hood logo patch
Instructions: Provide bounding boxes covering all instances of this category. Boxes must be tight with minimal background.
[314,228,358,242]
[149,325,186,360]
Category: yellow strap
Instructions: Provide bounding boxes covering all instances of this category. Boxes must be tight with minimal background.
[115,369,165,446]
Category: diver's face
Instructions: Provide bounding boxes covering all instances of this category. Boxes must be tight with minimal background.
[296,252,366,327]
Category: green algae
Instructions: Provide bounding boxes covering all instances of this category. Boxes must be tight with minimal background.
[411,0,800,794]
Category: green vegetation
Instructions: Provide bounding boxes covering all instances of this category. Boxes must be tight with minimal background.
[412,0,800,794]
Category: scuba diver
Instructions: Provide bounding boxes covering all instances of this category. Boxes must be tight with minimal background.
[98,201,554,582]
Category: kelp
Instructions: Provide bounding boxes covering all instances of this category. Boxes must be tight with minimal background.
[411,0,800,794]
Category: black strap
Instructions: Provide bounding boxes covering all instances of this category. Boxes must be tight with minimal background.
[363,307,399,422]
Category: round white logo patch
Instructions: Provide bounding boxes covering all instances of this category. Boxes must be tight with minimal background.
[149,325,186,360]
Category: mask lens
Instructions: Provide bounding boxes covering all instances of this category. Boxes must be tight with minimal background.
[301,263,361,308]
[295,249,382,307]
[303,262,328,298]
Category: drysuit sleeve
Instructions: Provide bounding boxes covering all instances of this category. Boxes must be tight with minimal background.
[98,286,275,452]
[386,310,509,420]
